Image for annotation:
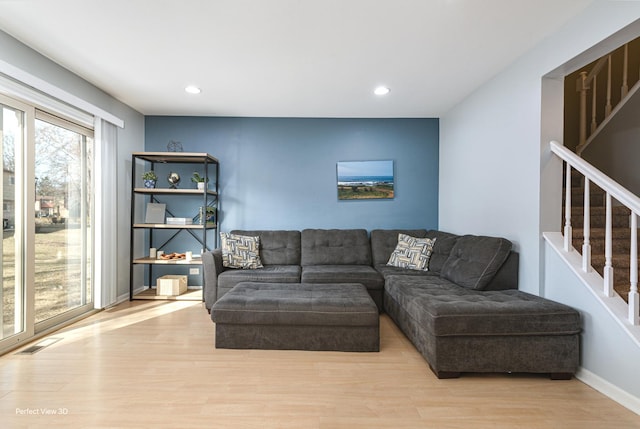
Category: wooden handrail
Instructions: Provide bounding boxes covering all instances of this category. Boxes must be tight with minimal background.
[551,141,640,214]
[584,55,609,84]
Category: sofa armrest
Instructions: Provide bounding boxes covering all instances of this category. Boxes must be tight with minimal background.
[203,249,225,310]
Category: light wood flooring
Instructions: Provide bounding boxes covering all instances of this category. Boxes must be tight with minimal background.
[1,300,639,428]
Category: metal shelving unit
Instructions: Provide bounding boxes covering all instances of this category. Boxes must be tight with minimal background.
[129,152,219,301]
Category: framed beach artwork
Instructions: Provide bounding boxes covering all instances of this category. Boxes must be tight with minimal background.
[336,160,394,200]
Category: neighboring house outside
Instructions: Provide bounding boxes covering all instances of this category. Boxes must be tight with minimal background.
[35,195,67,222]
[36,196,54,216]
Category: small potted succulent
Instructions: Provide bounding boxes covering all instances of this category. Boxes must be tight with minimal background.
[142,171,158,188]
[191,172,209,190]
[196,206,216,225]
[204,206,216,223]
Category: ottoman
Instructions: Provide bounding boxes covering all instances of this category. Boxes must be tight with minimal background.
[210,282,380,352]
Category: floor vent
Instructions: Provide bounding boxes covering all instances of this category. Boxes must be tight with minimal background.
[16,337,62,355]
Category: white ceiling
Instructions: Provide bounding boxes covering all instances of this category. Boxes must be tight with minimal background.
[0,0,593,117]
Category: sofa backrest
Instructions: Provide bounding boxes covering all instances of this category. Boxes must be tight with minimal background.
[439,234,513,290]
[231,230,301,265]
[301,229,372,266]
[483,251,519,291]
[370,229,459,273]
[370,229,428,266]
[424,229,461,273]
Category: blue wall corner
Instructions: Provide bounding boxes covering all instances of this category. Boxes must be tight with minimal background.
[144,116,439,236]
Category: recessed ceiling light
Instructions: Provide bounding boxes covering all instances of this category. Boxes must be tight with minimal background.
[374,86,390,96]
[185,85,201,94]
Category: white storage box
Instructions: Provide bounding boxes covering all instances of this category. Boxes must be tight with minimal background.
[156,275,188,296]
[166,217,193,225]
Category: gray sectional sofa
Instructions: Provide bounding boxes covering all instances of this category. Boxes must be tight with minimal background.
[203,228,581,379]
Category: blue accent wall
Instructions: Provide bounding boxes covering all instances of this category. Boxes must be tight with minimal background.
[145,117,438,233]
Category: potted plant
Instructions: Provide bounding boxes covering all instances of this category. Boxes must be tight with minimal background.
[196,206,216,225]
[204,206,216,224]
[142,171,158,188]
[191,172,208,190]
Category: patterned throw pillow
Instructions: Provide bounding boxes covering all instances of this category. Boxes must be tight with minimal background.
[386,234,436,271]
[220,232,264,269]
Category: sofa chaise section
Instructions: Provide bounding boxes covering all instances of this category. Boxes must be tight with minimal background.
[384,275,581,378]
[378,231,580,379]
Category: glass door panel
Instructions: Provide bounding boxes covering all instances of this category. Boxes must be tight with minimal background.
[34,117,93,324]
[0,103,24,341]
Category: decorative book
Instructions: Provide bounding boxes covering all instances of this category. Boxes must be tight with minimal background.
[166,217,193,225]
[144,203,166,224]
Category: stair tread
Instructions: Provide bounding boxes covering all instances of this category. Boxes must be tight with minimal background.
[570,206,631,215]
[591,254,640,266]
[571,228,638,239]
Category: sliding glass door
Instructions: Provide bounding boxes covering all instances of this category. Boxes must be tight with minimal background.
[0,93,95,352]
[34,113,94,328]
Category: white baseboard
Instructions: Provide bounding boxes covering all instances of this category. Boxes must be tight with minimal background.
[576,367,640,416]
[110,289,139,308]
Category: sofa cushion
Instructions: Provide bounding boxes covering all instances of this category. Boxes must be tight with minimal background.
[218,265,301,287]
[301,229,372,266]
[375,264,440,279]
[217,265,301,299]
[424,230,460,273]
[370,229,428,266]
[440,235,512,290]
[301,265,384,291]
[231,230,301,265]
[220,232,263,269]
[386,234,436,271]
[384,275,581,337]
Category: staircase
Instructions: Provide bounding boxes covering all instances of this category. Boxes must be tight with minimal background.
[565,169,638,302]
[560,37,640,306]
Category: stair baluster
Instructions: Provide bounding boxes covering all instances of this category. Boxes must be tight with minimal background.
[622,44,629,99]
[604,193,614,297]
[630,213,639,325]
[564,165,573,252]
[582,178,592,272]
[605,55,612,117]
[590,77,597,134]
[577,70,589,150]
